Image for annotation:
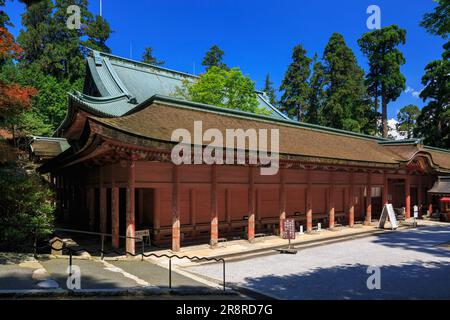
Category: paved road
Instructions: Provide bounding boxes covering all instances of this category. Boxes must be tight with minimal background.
[40,258,139,290]
[110,260,210,289]
[187,226,450,300]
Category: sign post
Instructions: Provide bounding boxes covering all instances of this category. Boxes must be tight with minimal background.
[413,205,419,227]
[280,219,297,254]
[378,204,399,230]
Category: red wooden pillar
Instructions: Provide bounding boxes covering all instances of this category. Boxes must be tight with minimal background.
[190,189,197,237]
[405,175,411,219]
[172,165,181,252]
[87,187,95,231]
[111,173,119,249]
[348,173,355,227]
[248,167,255,242]
[138,189,144,226]
[153,189,161,242]
[225,189,231,232]
[365,172,372,225]
[382,173,389,205]
[306,170,313,233]
[210,165,219,246]
[126,162,136,255]
[99,168,107,234]
[279,168,287,236]
[328,171,335,229]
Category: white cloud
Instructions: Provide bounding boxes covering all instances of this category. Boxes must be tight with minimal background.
[387,118,406,140]
[405,86,422,99]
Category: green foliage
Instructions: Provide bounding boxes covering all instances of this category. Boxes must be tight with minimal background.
[396,104,420,139]
[307,54,326,125]
[263,74,277,106]
[175,66,268,115]
[1,63,81,134]
[322,33,373,133]
[0,164,54,246]
[279,44,311,121]
[202,45,228,70]
[415,43,450,148]
[4,0,109,134]
[415,3,450,149]
[17,0,112,83]
[85,15,112,53]
[420,0,450,39]
[0,0,11,28]
[141,47,165,65]
[358,25,407,137]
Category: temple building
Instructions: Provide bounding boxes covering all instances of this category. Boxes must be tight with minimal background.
[31,50,450,254]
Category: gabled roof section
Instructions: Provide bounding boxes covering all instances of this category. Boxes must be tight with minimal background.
[89,95,400,166]
[81,49,288,119]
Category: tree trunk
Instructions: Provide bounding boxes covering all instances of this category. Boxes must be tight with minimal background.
[382,95,388,138]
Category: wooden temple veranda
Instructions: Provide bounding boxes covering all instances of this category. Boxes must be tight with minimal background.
[31,50,450,254]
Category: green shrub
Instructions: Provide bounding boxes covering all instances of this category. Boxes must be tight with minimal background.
[0,164,54,248]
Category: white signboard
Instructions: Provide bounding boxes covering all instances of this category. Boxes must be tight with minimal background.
[378,204,399,230]
[413,205,419,218]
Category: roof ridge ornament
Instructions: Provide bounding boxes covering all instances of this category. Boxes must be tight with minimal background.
[93,50,103,66]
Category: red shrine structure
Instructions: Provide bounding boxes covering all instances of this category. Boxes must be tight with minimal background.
[31,50,450,254]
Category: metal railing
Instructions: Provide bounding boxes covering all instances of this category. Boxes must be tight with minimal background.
[0,223,227,291]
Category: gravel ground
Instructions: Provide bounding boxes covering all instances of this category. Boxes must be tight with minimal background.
[186,226,450,300]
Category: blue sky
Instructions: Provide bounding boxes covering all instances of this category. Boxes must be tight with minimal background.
[4,0,446,120]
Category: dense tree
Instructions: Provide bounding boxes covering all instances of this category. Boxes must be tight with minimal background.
[420,0,449,39]
[85,15,112,53]
[0,164,54,247]
[0,0,11,28]
[322,33,372,133]
[279,44,311,121]
[17,0,112,82]
[141,47,165,65]
[202,44,228,70]
[414,1,450,148]
[175,66,268,115]
[415,43,449,148]
[306,54,325,125]
[13,0,112,133]
[0,14,37,138]
[262,74,277,106]
[396,105,420,139]
[358,25,407,138]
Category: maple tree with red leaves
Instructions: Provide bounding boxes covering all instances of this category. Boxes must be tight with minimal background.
[0,26,36,124]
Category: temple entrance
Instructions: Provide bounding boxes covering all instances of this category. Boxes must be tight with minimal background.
[388,179,406,209]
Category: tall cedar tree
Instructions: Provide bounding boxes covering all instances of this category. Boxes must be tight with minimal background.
[202,44,228,70]
[142,47,165,65]
[396,105,420,139]
[415,0,449,148]
[279,44,311,122]
[307,53,325,125]
[14,0,112,133]
[263,74,277,106]
[358,25,407,138]
[322,33,371,133]
[415,42,449,148]
[420,0,450,39]
[18,0,112,82]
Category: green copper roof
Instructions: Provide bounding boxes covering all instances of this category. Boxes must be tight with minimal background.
[78,49,288,119]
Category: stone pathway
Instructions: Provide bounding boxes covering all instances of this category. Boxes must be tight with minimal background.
[185,225,450,300]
